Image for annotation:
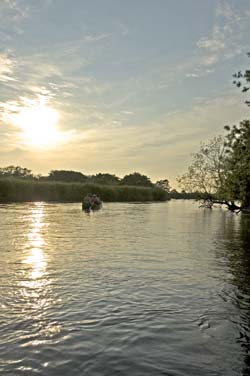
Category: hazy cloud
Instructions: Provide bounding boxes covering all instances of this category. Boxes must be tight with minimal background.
[0,52,16,82]
[197,0,249,65]
[82,33,111,44]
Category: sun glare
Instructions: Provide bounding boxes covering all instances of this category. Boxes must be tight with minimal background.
[13,102,60,148]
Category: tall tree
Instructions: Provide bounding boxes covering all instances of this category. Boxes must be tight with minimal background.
[177,136,225,198]
[223,120,250,209]
[226,53,250,209]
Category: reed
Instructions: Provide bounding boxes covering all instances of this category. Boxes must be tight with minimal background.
[0,178,169,203]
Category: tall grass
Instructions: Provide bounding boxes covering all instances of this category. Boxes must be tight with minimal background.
[0,178,169,203]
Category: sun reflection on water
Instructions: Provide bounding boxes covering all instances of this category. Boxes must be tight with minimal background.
[20,202,52,310]
[25,248,46,280]
[22,203,47,283]
[19,203,62,338]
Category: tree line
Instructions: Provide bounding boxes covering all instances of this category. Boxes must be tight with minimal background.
[0,167,169,190]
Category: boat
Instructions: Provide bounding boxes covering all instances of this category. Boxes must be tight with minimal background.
[82,194,102,211]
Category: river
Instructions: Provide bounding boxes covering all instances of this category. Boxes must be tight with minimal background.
[0,200,249,375]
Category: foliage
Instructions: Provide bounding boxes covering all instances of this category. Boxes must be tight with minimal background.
[177,127,250,211]
[223,120,250,208]
[155,179,171,193]
[233,52,250,107]
[0,165,34,179]
[177,136,225,197]
[222,53,250,209]
[47,170,87,182]
[89,173,120,185]
[45,170,154,188]
[169,189,201,200]
[120,172,153,187]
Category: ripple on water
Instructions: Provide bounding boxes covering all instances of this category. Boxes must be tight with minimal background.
[0,201,249,375]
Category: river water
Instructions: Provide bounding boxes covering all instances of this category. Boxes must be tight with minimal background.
[0,200,249,376]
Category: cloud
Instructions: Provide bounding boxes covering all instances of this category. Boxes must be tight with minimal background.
[0,52,16,82]
[0,50,77,102]
[196,0,249,66]
[0,0,29,21]
[216,0,238,20]
[0,0,54,40]
[82,33,111,44]
[185,68,214,79]
[121,110,134,115]
[197,29,225,53]
[0,0,29,38]
[201,55,219,66]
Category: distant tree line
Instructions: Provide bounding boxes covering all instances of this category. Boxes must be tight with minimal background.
[0,166,34,179]
[0,168,160,189]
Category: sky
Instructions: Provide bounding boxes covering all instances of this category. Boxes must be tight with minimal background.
[0,0,250,186]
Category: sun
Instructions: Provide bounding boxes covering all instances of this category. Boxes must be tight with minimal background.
[13,102,60,148]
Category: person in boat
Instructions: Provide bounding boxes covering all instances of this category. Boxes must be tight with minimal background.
[91,194,100,205]
[82,193,101,210]
[83,193,92,210]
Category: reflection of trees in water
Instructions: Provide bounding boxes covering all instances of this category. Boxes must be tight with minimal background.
[219,213,250,375]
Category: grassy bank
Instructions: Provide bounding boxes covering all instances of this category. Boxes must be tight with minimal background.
[0,178,169,203]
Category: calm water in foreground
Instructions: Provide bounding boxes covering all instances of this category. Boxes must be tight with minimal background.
[0,200,250,376]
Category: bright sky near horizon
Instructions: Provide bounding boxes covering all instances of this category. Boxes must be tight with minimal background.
[0,0,249,186]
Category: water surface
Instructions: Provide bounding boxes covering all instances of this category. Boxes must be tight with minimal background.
[0,201,249,375]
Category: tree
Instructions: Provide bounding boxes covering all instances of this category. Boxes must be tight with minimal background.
[89,173,120,185]
[177,135,248,211]
[0,166,34,179]
[226,53,250,210]
[155,179,171,193]
[177,136,225,198]
[223,120,250,209]
[48,170,87,182]
[120,172,153,187]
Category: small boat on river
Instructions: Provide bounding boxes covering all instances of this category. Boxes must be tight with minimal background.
[82,194,102,212]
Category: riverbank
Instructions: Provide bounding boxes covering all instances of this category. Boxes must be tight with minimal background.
[0,178,168,203]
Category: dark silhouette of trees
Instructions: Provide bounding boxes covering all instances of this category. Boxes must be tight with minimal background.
[222,53,250,210]
[48,170,88,183]
[223,120,250,210]
[89,173,120,185]
[0,166,34,179]
[155,179,171,193]
[120,172,153,187]
[169,189,200,199]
